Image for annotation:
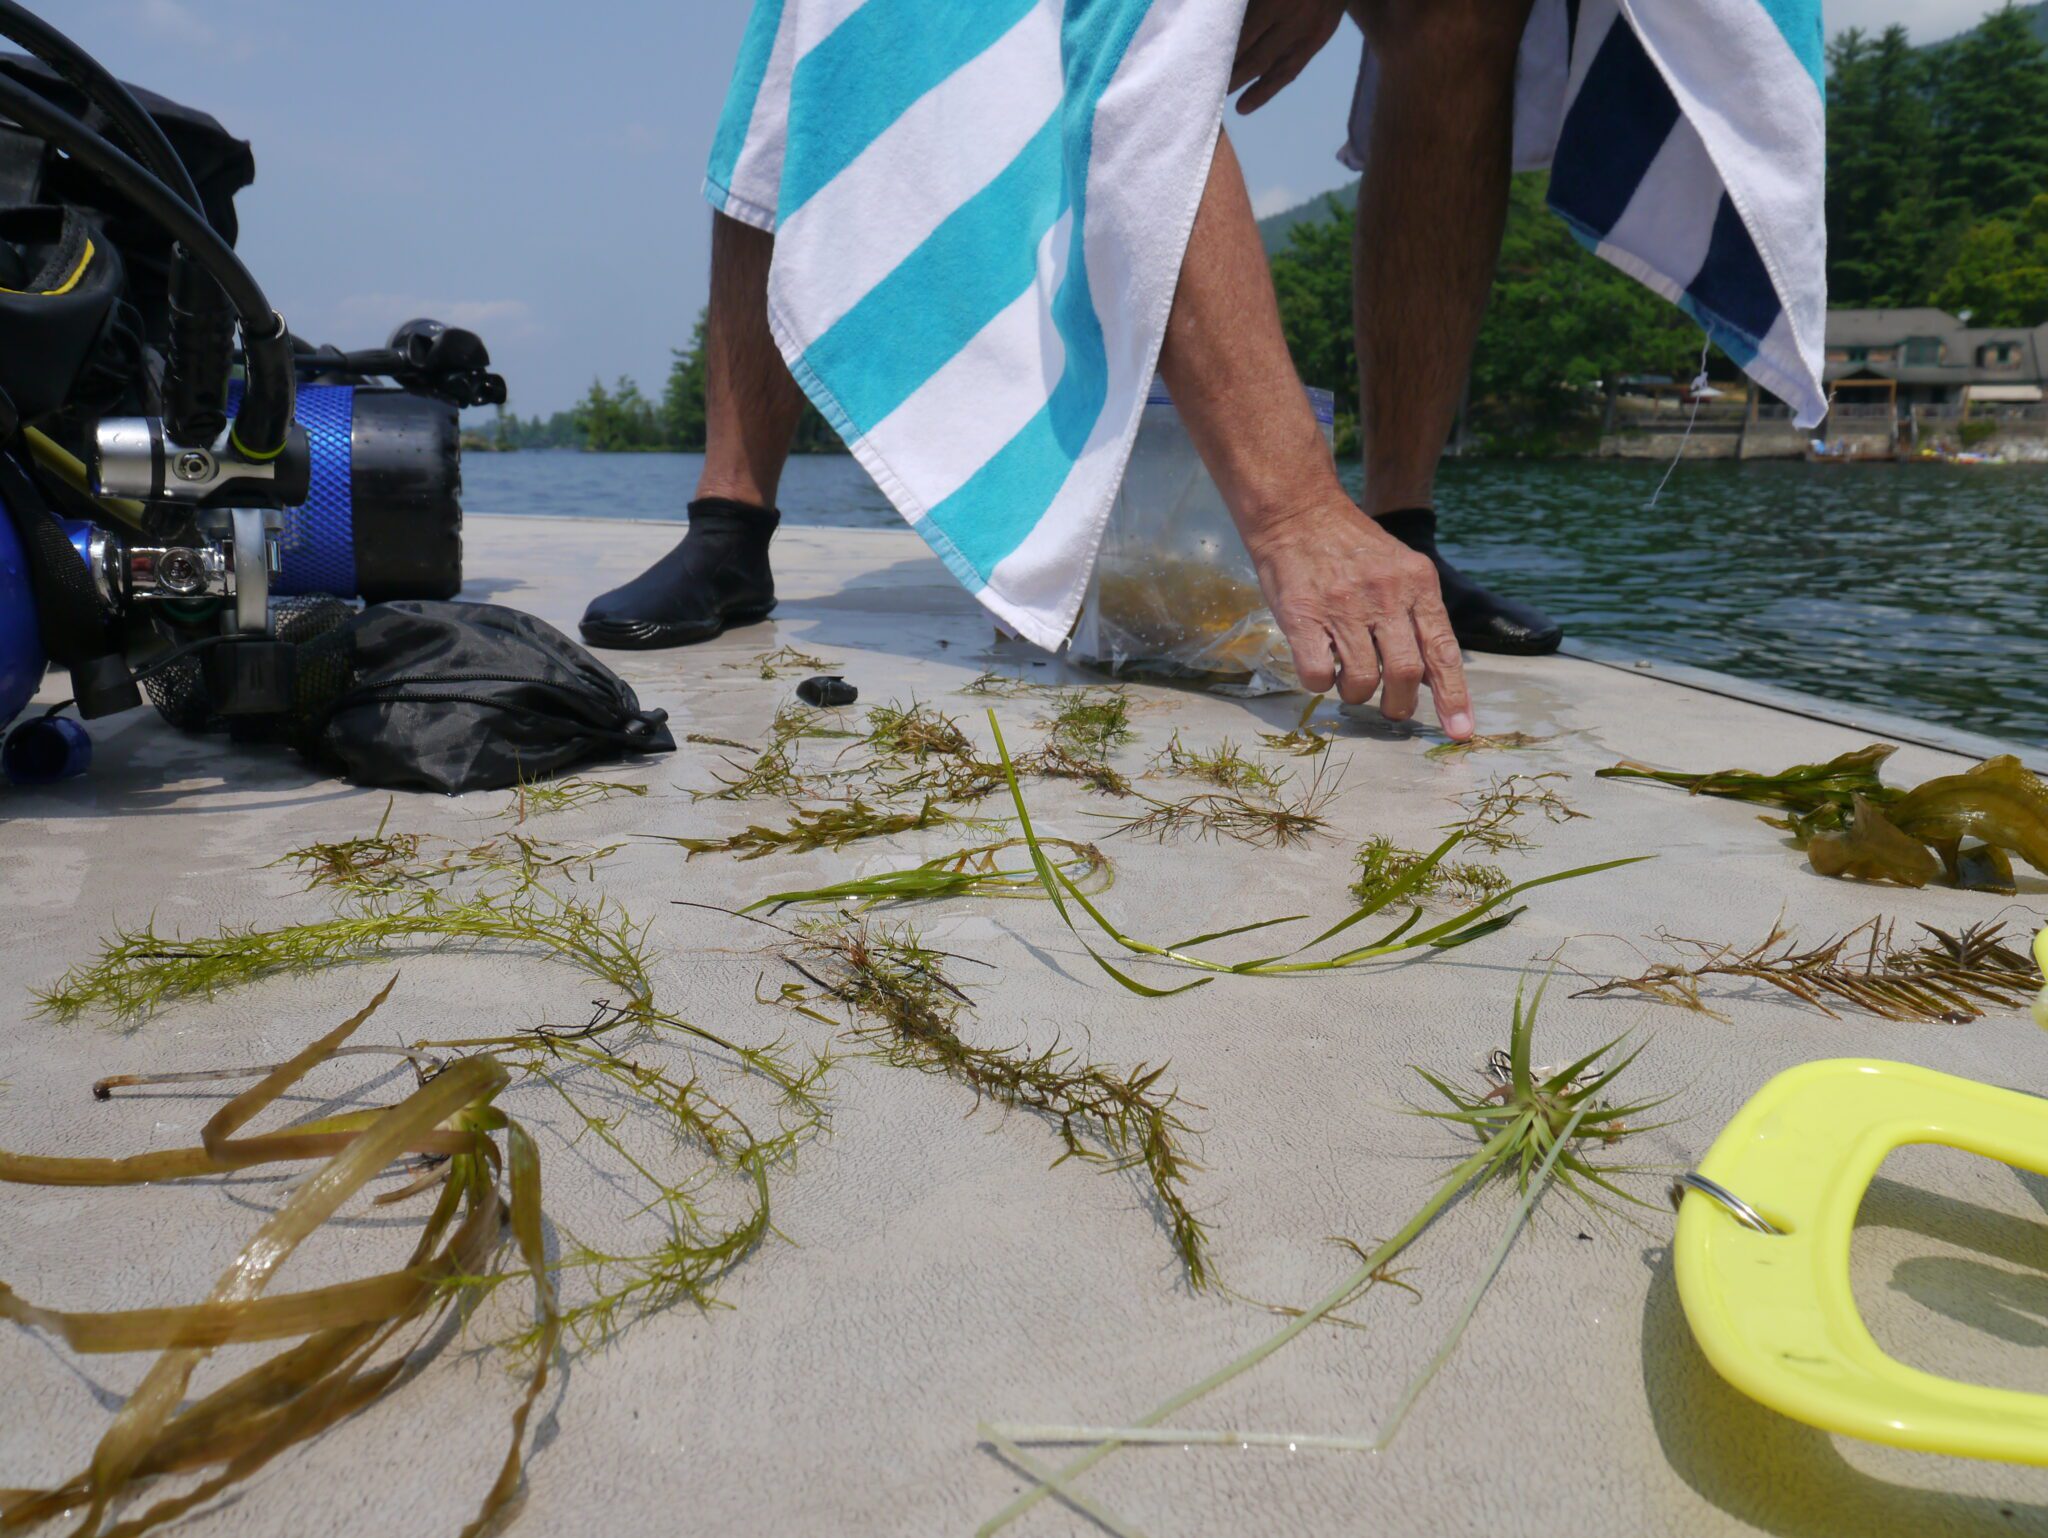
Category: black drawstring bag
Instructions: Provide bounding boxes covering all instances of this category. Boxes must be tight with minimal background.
[292,601,675,794]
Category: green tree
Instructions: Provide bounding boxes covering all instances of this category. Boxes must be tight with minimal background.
[662,311,711,451]
[1930,5,2048,221]
[1826,26,1960,306]
[1932,193,2048,324]
[1269,195,1359,450]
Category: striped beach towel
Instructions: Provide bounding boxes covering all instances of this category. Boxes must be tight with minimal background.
[1347,0,1828,426]
[708,0,1826,650]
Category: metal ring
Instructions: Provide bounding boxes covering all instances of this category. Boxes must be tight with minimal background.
[1671,1171,1784,1235]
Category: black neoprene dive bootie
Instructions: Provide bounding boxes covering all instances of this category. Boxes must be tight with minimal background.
[1375,507,1563,656]
[579,498,779,649]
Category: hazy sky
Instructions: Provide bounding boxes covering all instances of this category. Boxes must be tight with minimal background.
[58,0,1999,417]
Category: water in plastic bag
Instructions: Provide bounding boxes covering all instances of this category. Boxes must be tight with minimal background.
[1069,380,1335,694]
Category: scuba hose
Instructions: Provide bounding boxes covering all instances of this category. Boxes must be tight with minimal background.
[0,0,236,447]
[0,69,292,457]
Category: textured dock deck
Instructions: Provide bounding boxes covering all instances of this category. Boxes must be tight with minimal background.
[4,513,2047,1537]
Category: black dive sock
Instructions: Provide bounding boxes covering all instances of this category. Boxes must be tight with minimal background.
[1375,507,1563,657]
[579,497,780,650]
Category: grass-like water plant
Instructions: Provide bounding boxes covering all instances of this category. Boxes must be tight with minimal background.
[985,712,1644,997]
[740,644,836,680]
[1424,730,1555,763]
[1040,688,1135,759]
[739,838,1112,913]
[977,973,1663,1535]
[1576,916,2046,1024]
[1257,694,1332,757]
[660,797,992,861]
[1352,835,1510,909]
[778,920,1209,1286]
[505,774,647,825]
[1104,771,1337,849]
[0,980,558,1538]
[1149,732,1284,793]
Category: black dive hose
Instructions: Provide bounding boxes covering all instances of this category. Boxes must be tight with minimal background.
[0,70,293,456]
[0,1,238,446]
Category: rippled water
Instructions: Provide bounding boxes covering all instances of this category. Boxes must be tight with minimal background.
[466,450,2048,747]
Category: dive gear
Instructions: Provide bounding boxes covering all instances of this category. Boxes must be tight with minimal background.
[580,498,780,650]
[1375,506,1564,657]
[0,5,500,758]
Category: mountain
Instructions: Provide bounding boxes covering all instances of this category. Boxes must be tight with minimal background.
[1257,181,1357,256]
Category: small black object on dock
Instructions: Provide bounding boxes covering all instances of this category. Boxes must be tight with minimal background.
[797,675,858,708]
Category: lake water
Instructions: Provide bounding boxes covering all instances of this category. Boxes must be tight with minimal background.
[464,450,2048,748]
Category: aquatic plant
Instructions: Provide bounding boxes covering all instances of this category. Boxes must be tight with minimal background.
[1601,746,2048,891]
[660,797,991,861]
[1352,836,1510,909]
[977,974,1662,1534]
[1424,730,1555,763]
[1149,732,1285,793]
[740,644,836,679]
[987,712,1643,997]
[1576,917,2046,1024]
[1010,741,1134,798]
[1104,768,1337,849]
[1040,688,1135,759]
[960,671,1053,697]
[740,838,1112,913]
[0,981,557,1538]
[1449,771,1587,853]
[505,773,647,825]
[779,920,1209,1286]
[1257,694,1333,757]
[862,700,977,762]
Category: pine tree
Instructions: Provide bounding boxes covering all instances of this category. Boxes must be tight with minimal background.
[1930,5,2048,220]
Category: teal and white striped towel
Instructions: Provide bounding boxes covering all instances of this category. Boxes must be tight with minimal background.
[707,0,1826,650]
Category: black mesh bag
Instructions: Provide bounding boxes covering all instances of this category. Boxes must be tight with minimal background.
[290,601,674,794]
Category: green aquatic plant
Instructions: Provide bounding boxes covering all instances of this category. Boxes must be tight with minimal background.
[0,981,557,1538]
[1352,836,1510,909]
[1576,917,2046,1025]
[862,700,978,762]
[781,920,1209,1286]
[1425,730,1555,763]
[1601,746,2048,892]
[1041,688,1135,759]
[662,797,992,862]
[740,838,1112,913]
[977,973,1662,1534]
[1149,732,1284,793]
[960,670,1054,697]
[1011,741,1134,798]
[505,773,647,825]
[1258,694,1333,757]
[1597,742,1899,823]
[986,711,1644,997]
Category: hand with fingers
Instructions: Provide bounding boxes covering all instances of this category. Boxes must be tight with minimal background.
[1232,0,1351,115]
[1239,495,1475,738]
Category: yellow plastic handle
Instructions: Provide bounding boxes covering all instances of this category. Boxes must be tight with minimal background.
[1676,1058,2048,1464]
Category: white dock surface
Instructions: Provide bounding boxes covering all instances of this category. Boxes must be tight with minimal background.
[5,514,2047,1537]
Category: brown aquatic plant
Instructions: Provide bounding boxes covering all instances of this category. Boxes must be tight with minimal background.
[1424,730,1556,764]
[777,920,1210,1286]
[1104,757,1339,849]
[1258,694,1333,757]
[1449,771,1587,853]
[1575,917,2045,1024]
[739,645,836,680]
[0,979,558,1538]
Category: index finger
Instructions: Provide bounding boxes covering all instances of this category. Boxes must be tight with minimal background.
[1412,601,1474,739]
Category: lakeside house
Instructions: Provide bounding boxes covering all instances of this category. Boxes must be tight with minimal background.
[1824,307,2048,416]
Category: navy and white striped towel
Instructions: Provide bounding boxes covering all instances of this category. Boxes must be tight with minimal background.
[711,0,1826,649]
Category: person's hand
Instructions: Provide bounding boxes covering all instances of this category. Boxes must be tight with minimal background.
[1232,0,1348,114]
[1240,496,1475,738]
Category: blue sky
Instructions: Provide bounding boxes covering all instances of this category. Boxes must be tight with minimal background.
[65,0,1973,417]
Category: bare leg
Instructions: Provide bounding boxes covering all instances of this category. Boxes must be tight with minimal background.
[1353,0,1532,516]
[1346,0,1560,655]
[1159,130,1472,737]
[582,212,802,648]
[696,213,808,506]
